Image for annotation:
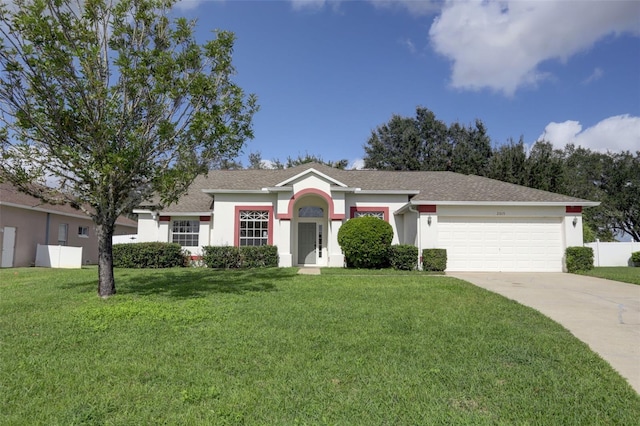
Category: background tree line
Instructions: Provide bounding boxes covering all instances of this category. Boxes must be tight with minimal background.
[362,107,638,243]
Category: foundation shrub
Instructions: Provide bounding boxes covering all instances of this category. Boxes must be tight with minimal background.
[337,216,393,269]
[422,249,447,272]
[113,242,187,268]
[389,245,419,270]
[565,246,594,272]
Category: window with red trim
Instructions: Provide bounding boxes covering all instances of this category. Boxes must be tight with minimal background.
[239,210,270,246]
[350,206,389,221]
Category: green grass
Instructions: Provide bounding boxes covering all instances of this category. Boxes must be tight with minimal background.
[1,267,639,424]
[577,266,640,285]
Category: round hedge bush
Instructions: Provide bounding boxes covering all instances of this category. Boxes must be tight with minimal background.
[337,216,393,269]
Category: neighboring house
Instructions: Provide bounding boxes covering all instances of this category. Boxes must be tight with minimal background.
[0,183,137,267]
[134,162,598,272]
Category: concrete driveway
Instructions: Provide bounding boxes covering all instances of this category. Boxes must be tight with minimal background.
[447,272,640,394]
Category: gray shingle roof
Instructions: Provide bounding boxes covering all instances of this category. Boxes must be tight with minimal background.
[147,162,595,213]
[0,182,138,227]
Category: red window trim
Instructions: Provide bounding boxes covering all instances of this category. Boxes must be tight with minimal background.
[349,206,390,222]
[234,205,274,247]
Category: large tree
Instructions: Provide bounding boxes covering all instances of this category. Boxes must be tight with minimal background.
[0,0,258,296]
[600,151,640,242]
[363,106,492,174]
[487,137,527,185]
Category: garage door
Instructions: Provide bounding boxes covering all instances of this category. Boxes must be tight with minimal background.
[438,217,563,272]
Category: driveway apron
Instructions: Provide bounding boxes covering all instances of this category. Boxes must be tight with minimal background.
[448,272,640,394]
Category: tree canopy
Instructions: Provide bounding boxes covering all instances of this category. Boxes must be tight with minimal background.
[0,0,258,296]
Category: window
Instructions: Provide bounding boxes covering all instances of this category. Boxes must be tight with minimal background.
[239,210,269,246]
[58,224,68,245]
[298,206,324,218]
[172,220,199,247]
[350,206,389,221]
[354,210,385,220]
[78,226,89,238]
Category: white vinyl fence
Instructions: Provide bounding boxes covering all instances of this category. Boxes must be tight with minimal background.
[35,244,83,268]
[584,241,640,267]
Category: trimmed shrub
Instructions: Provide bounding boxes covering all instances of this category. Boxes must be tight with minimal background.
[113,242,187,268]
[202,245,278,269]
[422,248,447,272]
[565,246,594,272]
[631,251,640,267]
[389,245,419,270]
[202,246,242,269]
[337,216,393,269]
[241,245,279,268]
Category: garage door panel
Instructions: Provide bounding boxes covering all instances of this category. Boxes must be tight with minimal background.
[438,217,563,272]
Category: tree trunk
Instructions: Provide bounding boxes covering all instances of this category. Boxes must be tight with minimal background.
[96,223,116,297]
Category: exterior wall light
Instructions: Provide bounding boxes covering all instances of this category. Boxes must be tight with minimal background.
[427,216,432,226]
[572,217,578,227]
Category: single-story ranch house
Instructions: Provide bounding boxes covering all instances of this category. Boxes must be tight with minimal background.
[1,182,137,267]
[134,162,598,272]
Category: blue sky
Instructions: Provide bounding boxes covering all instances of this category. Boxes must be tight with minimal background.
[175,0,640,169]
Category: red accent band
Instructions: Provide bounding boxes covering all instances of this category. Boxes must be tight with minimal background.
[418,205,437,213]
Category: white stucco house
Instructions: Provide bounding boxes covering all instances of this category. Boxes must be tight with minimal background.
[133,162,598,272]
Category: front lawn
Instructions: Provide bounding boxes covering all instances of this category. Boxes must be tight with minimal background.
[577,266,640,285]
[1,267,639,424]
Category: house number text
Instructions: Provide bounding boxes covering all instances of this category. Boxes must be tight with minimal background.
[496,211,506,216]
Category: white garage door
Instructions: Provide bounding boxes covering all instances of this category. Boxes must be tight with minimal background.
[438,217,563,272]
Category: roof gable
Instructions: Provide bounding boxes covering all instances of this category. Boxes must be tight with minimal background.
[274,167,348,188]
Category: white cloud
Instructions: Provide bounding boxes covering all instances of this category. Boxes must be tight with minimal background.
[290,0,440,15]
[429,0,640,96]
[583,67,604,85]
[400,37,416,54]
[369,0,441,17]
[538,115,640,153]
[261,159,278,170]
[349,158,365,170]
[290,0,337,12]
[175,1,208,11]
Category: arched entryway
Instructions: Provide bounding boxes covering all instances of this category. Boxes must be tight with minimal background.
[294,196,328,266]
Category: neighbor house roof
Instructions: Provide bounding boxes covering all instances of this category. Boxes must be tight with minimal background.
[0,182,138,227]
[137,162,597,213]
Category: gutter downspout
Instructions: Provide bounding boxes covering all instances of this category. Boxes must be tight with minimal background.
[45,212,50,245]
[409,205,421,269]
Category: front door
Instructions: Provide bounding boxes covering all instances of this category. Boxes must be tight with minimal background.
[1,226,16,268]
[298,223,316,265]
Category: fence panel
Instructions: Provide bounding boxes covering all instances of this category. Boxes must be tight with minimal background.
[584,241,640,267]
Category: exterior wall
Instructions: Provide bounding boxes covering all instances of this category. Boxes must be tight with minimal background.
[136,212,159,242]
[0,205,48,267]
[0,204,136,267]
[212,193,276,246]
[344,193,409,245]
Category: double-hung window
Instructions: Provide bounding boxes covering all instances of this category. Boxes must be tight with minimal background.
[172,219,199,247]
[239,210,270,246]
